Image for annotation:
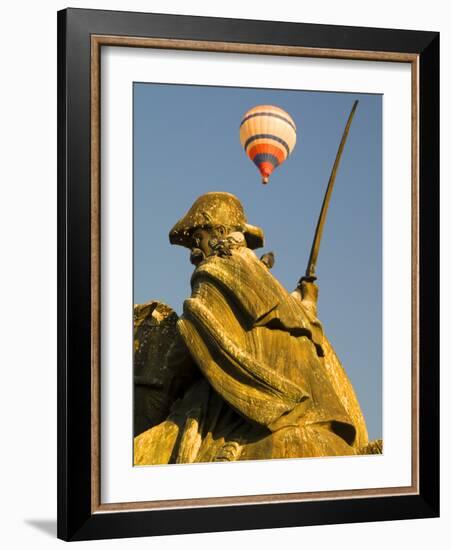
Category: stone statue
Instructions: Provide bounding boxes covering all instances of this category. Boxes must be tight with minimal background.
[134,192,381,465]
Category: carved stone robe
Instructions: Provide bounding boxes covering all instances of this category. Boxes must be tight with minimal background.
[134,247,368,465]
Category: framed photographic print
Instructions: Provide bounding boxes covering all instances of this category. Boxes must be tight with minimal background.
[57,8,439,541]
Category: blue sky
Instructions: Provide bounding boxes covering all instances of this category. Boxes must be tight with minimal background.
[133,82,382,440]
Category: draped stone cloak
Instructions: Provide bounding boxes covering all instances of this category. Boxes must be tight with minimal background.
[134,247,368,465]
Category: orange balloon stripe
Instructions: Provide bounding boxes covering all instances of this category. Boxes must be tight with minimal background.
[258,161,275,177]
[242,136,290,154]
[247,143,286,164]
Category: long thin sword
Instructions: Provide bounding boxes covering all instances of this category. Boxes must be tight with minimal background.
[303,100,359,282]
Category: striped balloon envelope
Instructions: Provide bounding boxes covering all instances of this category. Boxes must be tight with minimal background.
[240,105,297,184]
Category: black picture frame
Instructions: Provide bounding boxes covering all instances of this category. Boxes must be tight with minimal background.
[57,7,439,541]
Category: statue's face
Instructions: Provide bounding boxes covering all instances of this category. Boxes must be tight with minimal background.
[189,226,237,266]
[192,229,212,255]
[190,228,213,266]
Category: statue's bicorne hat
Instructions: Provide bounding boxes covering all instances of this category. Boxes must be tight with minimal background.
[169,192,264,250]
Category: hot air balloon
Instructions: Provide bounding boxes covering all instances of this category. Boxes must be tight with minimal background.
[239,105,297,184]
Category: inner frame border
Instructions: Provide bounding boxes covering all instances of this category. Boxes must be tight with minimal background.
[90,34,419,514]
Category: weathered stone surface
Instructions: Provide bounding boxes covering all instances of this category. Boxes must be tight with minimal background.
[320,335,369,449]
[133,301,179,436]
[358,439,383,455]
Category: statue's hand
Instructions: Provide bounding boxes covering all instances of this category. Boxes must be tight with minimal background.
[297,278,319,316]
[298,275,317,285]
